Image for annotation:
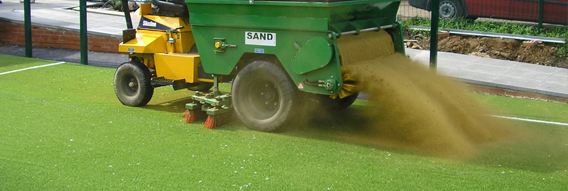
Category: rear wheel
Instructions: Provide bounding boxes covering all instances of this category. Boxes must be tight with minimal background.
[439,0,465,19]
[114,61,154,106]
[232,61,298,132]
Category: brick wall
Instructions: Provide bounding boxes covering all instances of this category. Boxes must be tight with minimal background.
[0,19,121,53]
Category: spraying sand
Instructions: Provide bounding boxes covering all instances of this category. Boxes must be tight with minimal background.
[334,53,515,158]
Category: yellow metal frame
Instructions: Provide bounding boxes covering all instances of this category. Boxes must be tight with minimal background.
[154,53,200,83]
[118,31,166,53]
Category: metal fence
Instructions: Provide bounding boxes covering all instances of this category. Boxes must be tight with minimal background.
[397,0,568,26]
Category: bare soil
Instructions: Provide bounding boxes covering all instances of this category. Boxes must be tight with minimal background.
[404,30,568,69]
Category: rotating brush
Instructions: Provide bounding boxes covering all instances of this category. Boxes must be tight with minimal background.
[204,113,231,129]
[183,109,204,123]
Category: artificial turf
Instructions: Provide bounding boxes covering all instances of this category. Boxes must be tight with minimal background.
[1,55,567,190]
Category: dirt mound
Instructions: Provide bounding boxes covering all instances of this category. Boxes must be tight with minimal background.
[405,32,568,68]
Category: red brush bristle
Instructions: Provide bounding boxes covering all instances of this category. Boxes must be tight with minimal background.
[204,114,230,129]
[184,109,201,123]
[204,115,216,129]
[182,110,189,119]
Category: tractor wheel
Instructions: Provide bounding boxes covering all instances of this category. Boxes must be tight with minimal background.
[439,0,465,19]
[114,61,154,106]
[232,61,298,132]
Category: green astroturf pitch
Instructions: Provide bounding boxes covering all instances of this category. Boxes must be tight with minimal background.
[1,55,567,190]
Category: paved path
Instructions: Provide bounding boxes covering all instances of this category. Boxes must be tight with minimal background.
[407,49,568,99]
[1,0,567,99]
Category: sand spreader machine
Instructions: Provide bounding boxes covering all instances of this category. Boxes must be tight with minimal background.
[114,0,405,131]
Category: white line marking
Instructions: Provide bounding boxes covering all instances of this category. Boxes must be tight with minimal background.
[491,115,568,126]
[0,62,65,76]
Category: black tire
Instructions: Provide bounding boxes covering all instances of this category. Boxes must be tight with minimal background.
[439,0,465,19]
[232,61,298,132]
[114,61,154,106]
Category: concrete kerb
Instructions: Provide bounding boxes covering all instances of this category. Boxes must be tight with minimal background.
[465,81,568,103]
